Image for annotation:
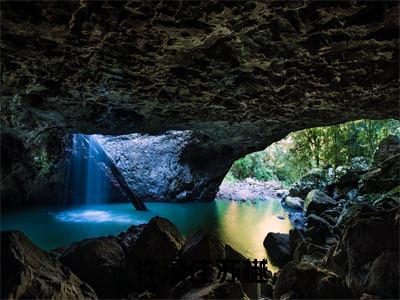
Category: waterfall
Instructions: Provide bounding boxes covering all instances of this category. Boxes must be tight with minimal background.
[62,134,110,205]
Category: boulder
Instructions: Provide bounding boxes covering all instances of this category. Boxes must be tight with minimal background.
[273,261,353,299]
[303,189,337,215]
[282,196,303,210]
[276,189,290,200]
[288,211,307,230]
[170,267,248,299]
[116,223,146,254]
[59,237,125,298]
[263,232,291,268]
[292,241,330,262]
[371,135,400,168]
[360,153,400,194]
[360,135,400,195]
[181,230,226,267]
[288,229,306,254]
[326,208,399,298]
[125,216,185,295]
[289,169,328,199]
[1,230,97,299]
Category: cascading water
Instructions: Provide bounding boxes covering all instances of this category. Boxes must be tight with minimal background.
[62,134,111,205]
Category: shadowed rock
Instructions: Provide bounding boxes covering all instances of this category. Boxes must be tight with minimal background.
[263,232,291,268]
[59,237,125,298]
[1,230,97,299]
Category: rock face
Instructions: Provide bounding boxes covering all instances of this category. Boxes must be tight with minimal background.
[282,196,303,210]
[171,267,248,299]
[125,216,185,294]
[360,135,400,195]
[263,232,291,268]
[97,131,226,202]
[303,189,337,215]
[59,237,125,298]
[327,208,399,298]
[1,0,399,205]
[273,261,353,299]
[181,230,226,266]
[1,230,97,299]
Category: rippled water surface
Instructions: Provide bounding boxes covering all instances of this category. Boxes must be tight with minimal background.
[2,199,292,271]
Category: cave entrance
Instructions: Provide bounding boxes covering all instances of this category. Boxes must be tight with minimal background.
[219,118,400,203]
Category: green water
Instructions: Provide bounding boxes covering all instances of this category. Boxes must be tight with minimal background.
[1,199,292,271]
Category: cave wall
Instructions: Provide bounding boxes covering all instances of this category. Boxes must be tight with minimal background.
[96,131,230,202]
[1,0,399,205]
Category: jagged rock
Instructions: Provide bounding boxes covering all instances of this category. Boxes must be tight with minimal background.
[273,261,353,299]
[276,189,290,200]
[170,267,248,299]
[303,189,337,215]
[326,208,399,298]
[326,157,369,200]
[263,232,291,268]
[116,223,146,254]
[59,237,125,298]
[360,153,400,194]
[282,196,303,210]
[288,211,307,230]
[1,230,97,299]
[1,1,398,205]
[307,214,333,245]
[125,216,185,295]
[371,135,400,168]
[288,229,306,255]
[292,241,330,262]
[359,135,400,195]
[289,169,329,199]
[181,230,226,267]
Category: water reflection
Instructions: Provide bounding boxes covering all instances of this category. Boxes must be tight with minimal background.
[2,200,292,272]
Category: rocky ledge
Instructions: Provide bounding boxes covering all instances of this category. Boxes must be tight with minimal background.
[1,0,399,205]
[262,135,400,299]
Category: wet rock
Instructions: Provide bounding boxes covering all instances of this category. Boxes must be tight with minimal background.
[125,216,185,295]
[263,232,291,268]
[276,189,290,200]
[170,267,248,299]
[273,261,353,299]
[288,211,307,230]
[181,230,226,267]
[282,196,303,210]
[1,230,97,299]
[303,189,337,215]
[326,208,399,298]
[59,237,125,298]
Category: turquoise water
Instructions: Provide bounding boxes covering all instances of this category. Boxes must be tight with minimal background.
[1,199,292,271]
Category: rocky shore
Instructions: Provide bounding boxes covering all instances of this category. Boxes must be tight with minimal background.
[216,178,286,202]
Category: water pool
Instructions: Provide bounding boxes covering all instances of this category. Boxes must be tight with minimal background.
[1,199,293,272]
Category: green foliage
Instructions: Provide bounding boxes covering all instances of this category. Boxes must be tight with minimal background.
[227,119,400,185]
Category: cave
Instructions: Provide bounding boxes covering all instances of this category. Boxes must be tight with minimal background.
[1,1,399,299]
